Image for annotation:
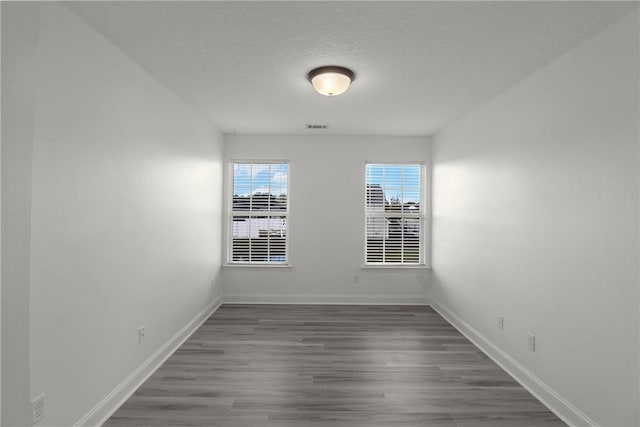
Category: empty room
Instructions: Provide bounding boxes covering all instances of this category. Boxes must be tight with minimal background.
[2,1,638,426]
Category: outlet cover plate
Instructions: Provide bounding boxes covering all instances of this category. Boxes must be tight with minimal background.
[32,393,45,424]
[528,333,536,352]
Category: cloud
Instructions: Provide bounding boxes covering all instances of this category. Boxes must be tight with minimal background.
[272,171,287,184]
[251,164,271,178]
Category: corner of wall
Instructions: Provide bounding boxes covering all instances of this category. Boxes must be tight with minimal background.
[1,2,41,425]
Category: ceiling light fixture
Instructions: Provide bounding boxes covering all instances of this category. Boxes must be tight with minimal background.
[307,66,355,96]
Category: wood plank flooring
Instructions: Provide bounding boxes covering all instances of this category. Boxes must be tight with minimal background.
[104,304,566,427]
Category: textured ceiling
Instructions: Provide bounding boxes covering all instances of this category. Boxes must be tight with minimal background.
[66,1,637,136]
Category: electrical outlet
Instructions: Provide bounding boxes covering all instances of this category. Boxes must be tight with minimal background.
[497,315,504,330]
[32,393,45,424]
[528,333,536,352]
[138,326,145,344]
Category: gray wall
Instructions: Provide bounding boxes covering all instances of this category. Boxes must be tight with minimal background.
[3,3,225,425]
[1,3,41,425]
[223,134,431,304]
[431,10,639,426]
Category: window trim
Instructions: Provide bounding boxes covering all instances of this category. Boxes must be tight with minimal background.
[364,161,427,267]
[226,160,290,266]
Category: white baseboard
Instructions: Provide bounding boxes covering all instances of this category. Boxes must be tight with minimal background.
[74,295,223,427]
[428,297,597,427]
[223,293,430,305]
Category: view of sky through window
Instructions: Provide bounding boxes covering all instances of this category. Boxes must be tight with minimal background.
[233,163,288,198]
[366,163,421,207]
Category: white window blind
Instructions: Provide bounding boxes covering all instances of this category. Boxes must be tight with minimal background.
[365,163,424,265]
[229,162,289,264]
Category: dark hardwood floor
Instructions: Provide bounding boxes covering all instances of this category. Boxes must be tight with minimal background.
[104,304,566,426]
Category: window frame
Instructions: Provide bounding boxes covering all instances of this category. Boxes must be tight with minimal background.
[226,160,290,266]
[364,162,427,268]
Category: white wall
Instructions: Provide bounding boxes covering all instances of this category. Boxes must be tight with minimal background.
[431,9,639,427]
[223,134,430,304]
[1,2,42,425]
[25,3,224,426]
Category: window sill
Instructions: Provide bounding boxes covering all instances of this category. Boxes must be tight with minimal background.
[361,264,431,270]
[223,264,292,269]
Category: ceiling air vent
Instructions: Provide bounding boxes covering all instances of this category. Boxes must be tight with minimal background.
[305,124,328,130]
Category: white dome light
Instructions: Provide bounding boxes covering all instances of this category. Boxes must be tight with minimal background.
[307,66,355,96]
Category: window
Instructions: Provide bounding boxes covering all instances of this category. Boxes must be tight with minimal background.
[229,161,289,265]
[365,163,424,265]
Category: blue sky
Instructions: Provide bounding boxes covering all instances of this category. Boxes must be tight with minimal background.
[366,164,422,204]
[233,163,288,197]
[233,162,421,204]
